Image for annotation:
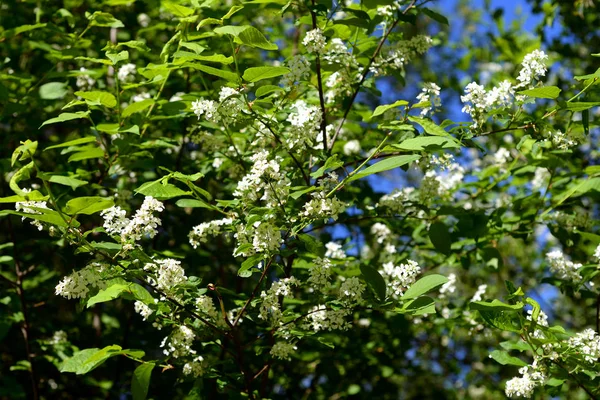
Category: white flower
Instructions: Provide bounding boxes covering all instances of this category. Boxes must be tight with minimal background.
[546,249,582,281]
[416,82,441,116]
[55,263,107,300]
[308,257,333,293]
[471,284,487,302]
[494,147,511,165]
[258,277,300,324]
[144,258,186,292]
[161,325,196,358]
[531,168,550,191]
[132,92,151,103]
[516,50,548,88]
[379,260,421,298]
[286,100,322,150]
[325,242,346,259]
[188,218,233,248]
[303,28,326,54]
[343,140,361,156]
[549,130,577,150]
[117,63,136,82]
[305,305,351,331]
[191,99,220,123]
[15,189,49,231]
[339,277,366,305]
[183,356,205,377]
[280,55,311,87]
[76,67,95,89]
[594,244,600,260]
[119,197,164,243]
[270,342,297,360]
[439,273,456,299]
[134,301,153,321]
[302,191,346,221]
[195,295,220,322]
[137,13,150,27]
[371,222,392,244]
[568,328,600,363]
[50,330,68,344]
[234,221,282,257]
[233,150,290,208]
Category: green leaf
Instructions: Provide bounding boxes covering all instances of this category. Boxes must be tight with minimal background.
[39,82,69,100]
[47,175,88,190]
[393,136,460,151]
[12,140,38,166]
[122,99,154,118]
[299,234,322,255]
[242,66,290,82]
[64,197,114,215]
[421,8,449,25]
[403,274,449,300]
[347,155,420,182]
[222,5,244,19]
[408,116,450,136]
[310,154,343,179]
[89,12,124,28]
[489,350,528,367]
[45,136,97,150]
[0,209,79,228]
[371,100,408,118]
[40,111,90,128]
[132,363,155,400]
[114,40,151,52]
[517,86,561,99]
[60,345,142,375]
[106,50,129,65]
[238,254,264,277]
[74,91,117,108]
[470,300,524,311]
[360,265,386,301]
[68,147,105,162]
[192,64,239,83]
[428,222,452,255]
[163,2,195,17]
[573,68,600,81]
[402,296,436,315]
[175,199,212,209]
[255,85,284,98]
[560,102,600,112]
[135,180,189,200]
[214,25,278,50]
[87,284,130,307]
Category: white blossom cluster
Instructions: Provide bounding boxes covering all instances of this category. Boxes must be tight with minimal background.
[532,168,550,191]
[379,260,421,298]
[75,67,95,90]
[134,301,154,321]
[188,218,233,249]
[420,161,465,202]
[234,221,282,257]
[302,191,346,222]
[461,80,514,127]
[305,305,351,332]
[270,342,297,360]
[233,150,290,208]
[117,63,136,82]
[545,249,582,281]
[50,330,68,345]
[15,188,49,231]
[526,308,549,339]
[280,55,311,88]
[144,258,187,293]
[548,130,577,150]
[471,284,487,302]
[191,98,219,123]
[137,13,150,27]
[343,140,361,156]
[377,187,415,214]
[439,273,457,299]
[505,363,545,398]
[161,325,196,358]
[325,69,357,105]
[258,277,299,324]
[308,257,333,293]
[192,86,244,125]
[567,328,600,363]
[303,28,326,54]
[131,92,151,103]
[516,49,549,88]
[286,100,322,150]
[195,295,220,322]
[377,1,402,19]
[101,196,164,243]
[372,35,433,75]
[338,277,366,305]
[416,82,442,116]
[371,222,392,244]
[325,242,346,259]
[183,356,205,377]
[594,244,600,260]
[55,262,107,300]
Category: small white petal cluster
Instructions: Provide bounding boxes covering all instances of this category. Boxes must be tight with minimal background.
[55,263,107,300]
[100,206,128,235]
[234,221,282,257]
[325,69,357,104]
[305,305,351,332]
[308,257,333,293]
[233,150,290,208]
[15,189,49,231]
[191,99,220,123]
[188,218,233,249]
[373,35,432,74]
[144,258,187,292]
[516,49,548,88]
[302,191,346,222]
[531,168,550,191]
[439,273,457,299]
[117,63,136,82]
[76,67,95,90]
[380,260,421,298]
[132,92,151,103]
[461,80,514,127]
[134,301,154,321]
[416,82,442,116]
[325,242,346,259]
[270,342,297,361]
[377,0,402,18]
[549,130,577,150]
[494,147,511,165]
[217,86,244,122]
[183,356,205,377]
[195,295,220,321]
[286,100,322,150]
[137,13,150,28]
[303,28,326,54]
[505,365,545,398]
[343,140,361,156]
[258,277,300,324]
[567,328,600,363]
[471,284,488,302]
[545,249,582,281]
[339,277,366,305]
[50,330,68,344]
[594,244,600,260]
[161,325,196,358]
[420,161,464,202]
[377,187,415,214]
[101,197,164,243]
[371,222,392,244]
[526,308,549,339]
[280,55,311,88]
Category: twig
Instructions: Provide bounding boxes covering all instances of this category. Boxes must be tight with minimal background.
[233,258,274,327]
[309,0,328,152]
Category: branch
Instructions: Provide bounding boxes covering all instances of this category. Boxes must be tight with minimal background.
[309,0,328,152]
[233,257,274,327]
